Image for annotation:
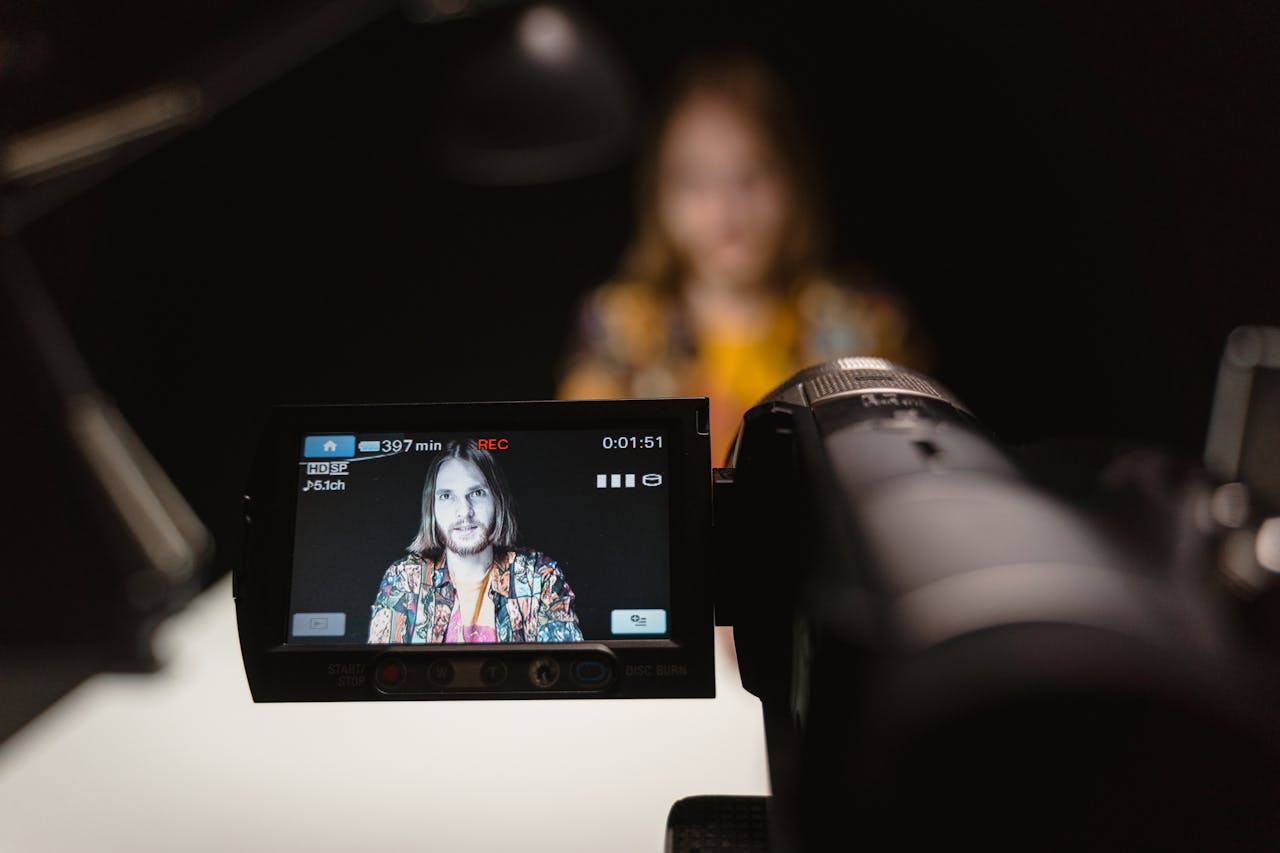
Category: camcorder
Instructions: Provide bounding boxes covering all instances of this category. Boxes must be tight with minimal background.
[237,328,1280,852]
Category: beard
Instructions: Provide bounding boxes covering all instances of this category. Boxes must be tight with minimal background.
[439,519,493,556]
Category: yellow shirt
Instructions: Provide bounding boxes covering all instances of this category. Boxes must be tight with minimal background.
[558,278,927,464]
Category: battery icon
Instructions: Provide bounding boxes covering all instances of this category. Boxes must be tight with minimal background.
[357,440,381,453]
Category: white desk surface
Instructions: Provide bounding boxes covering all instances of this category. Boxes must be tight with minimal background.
[0,577,771,853]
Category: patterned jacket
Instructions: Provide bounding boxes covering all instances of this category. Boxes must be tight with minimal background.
[368,548,583,643]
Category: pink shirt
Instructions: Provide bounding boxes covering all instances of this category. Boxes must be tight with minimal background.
[444,606,498,643]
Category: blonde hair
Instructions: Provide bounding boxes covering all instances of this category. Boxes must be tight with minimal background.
[623,51,827,295]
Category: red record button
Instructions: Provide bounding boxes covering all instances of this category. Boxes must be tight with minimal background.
[376,658,406,688]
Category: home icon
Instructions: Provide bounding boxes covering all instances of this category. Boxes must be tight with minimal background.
[303,435,355,459]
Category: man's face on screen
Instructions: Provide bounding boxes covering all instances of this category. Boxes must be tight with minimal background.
[434,458,496,556]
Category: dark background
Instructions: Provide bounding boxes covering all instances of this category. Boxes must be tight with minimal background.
[288,430,671,641]
[2,0,1278,735]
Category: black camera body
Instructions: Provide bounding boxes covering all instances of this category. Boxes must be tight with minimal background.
[714,354,1280,851]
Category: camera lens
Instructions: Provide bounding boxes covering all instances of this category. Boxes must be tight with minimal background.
[761,357,968,413]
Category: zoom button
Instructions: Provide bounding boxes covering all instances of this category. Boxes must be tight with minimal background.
[427,660,456,686]
[480,660,508,686]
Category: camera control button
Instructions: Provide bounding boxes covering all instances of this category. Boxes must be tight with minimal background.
[427,659,456,687]
[610,609,667,635]
[529,657,560,688]
[303,435,355,458]
[291,612,347,637]
[480,660,507,686]
[572,659,611,686]
[375,657,407,689]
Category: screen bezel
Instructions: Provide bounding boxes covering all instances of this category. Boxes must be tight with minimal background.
[236,397,714,701]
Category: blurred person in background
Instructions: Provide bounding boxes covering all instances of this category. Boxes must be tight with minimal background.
[558,50,930,463]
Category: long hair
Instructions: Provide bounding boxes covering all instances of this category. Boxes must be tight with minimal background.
[407,440,519,556]
[623,50,828,295]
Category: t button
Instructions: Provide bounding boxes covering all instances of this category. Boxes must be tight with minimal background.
[480,660,507,686]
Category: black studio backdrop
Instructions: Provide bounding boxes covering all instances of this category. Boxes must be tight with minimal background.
[8,0,1280,611]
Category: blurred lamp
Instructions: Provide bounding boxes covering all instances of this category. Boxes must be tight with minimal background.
[426,2,636,185]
